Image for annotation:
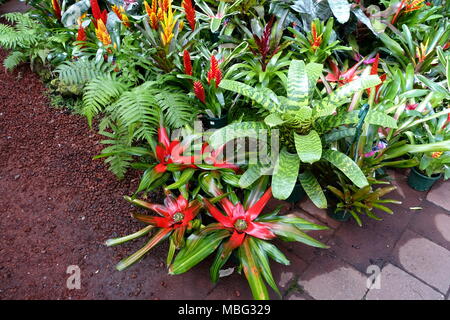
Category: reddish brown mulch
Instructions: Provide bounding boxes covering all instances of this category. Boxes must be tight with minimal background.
[0,49,217,300]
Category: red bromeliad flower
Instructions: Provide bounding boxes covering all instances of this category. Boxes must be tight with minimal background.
[131,192,202,231]
[181,0,196,31]
[51,0,62,21]
[108,192,202,271]
[207,55,222,88]
[203,187,275,251]
[325,59,360,86]
[154,125,196,173]
[183,50,192,76]
[91,0,108,26]
[193,81,206,103]
[201,143,239,172]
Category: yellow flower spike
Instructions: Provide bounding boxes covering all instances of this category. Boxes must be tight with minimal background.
[157,7,164,21]
[179,20,184,31]
[160,2,177,46]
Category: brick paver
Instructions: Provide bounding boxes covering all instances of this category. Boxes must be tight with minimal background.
[298,199,341,229]
[426,180,450,211]
[328,222,396,272]
[392,230,450,294]
[409,202,450,251]
[365,264,444,300]
[298,255,368,300]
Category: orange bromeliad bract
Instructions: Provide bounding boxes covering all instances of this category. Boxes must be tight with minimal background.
[309,21,322,50]
[95,19,111,46]
[112,5,131,27]
[144,0,159,29]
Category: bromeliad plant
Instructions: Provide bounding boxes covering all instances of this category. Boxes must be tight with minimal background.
[106,191,202,270]
[169,177,328,300]
[211,59,397,209]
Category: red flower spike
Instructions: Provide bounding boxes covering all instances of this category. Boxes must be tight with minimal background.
[182,0,196,31]
[326,59,360,86]
[183,50,192,76]
[51,0,62,20]
[76,26,87,42]
[158,125,170,149]
[91,0,108,26]
[193,81,206,103]
[207,55,221,87]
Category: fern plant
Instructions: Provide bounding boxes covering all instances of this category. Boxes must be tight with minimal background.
[0,12,74,70]
[210,59,399,208]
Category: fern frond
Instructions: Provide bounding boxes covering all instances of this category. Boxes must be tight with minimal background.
[113,81,161,143]
[55,59,112,85]
[96,124,135,179]
[82,76,129,127]
[3,51,25,70]
[156,87,197,128]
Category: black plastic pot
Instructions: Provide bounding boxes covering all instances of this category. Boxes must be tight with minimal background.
[327,208,351,222]
[285,182,307,203]
[407,167,442,192]
[203,113,228,129]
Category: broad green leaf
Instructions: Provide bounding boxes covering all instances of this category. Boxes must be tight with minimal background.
[239,238,269,300]
[294,130,322,164]
[165,168,196,189]
[299,171,327,209]
[322,150,368,188]
[315,111,360,133]
[328,0,351,23]
[287,60,309,107]
[272,149,300,200]
[209,121,268,149]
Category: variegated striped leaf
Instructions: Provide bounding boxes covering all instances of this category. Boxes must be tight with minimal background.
[287,60,309,107]
[313,75,381,118]
[272,149,300,200]
[209,121,268,149]
[219,80,281,112]
[264,113,285,127]
[239,163,272,188]
[299,171,327,209]
[322,150,368,188]
[294,130,322,164]
[314,110,360,133]
[305,62,324,92]
[366,111,398,128]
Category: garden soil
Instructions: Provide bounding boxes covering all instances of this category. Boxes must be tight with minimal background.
[0,48,213,300]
